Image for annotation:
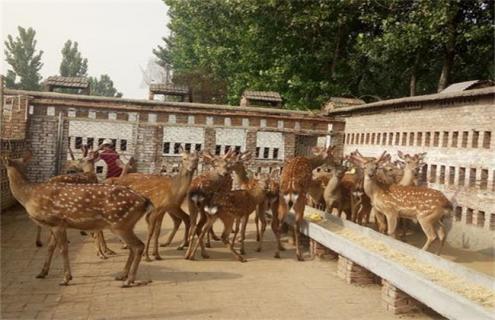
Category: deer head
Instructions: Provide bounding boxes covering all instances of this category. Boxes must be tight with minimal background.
[350,151,389,179]
[201,149,236,176]
[180,148,200,173]
[3,151,32,175]
[231,151,252,173]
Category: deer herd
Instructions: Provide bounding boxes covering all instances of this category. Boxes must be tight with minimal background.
[3,144,452,288]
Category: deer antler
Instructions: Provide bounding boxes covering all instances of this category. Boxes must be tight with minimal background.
[68,145,76,160]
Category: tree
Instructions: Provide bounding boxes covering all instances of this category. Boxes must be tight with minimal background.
[89,74,122,97]
[59,40,88,77]
[4,26,44,90]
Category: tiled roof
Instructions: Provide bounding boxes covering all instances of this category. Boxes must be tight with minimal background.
[149,83,189,95]
[45,76,89,88]
[242,90,282,102]
[441,80,494,93]
[325,97,365,109]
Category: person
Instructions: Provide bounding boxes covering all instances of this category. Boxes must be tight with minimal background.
[96,138,125,178]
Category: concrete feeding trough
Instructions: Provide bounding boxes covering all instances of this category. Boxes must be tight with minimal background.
[284,206,495,320]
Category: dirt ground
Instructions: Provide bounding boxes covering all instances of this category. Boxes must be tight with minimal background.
[1,205,440,320]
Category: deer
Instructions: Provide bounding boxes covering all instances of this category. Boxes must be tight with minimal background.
[184,149,237,260]
[3,151,153,287]
[307,168,331,209]
[186,176,269,262]
[322,164,350,218]
[275,146,336,261]
[350,151,451,254]
[108,149,199,261]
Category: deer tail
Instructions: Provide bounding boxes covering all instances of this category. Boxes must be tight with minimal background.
[144,198,155,223]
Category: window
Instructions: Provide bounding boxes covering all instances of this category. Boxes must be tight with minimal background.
[394,132,400,145]
[163,142,170,154]
[452,131,458,147]
[361,133,365,144]
[263,147,269,159]
[480,169,488,190]
[442,131,449,147]
[476,211,485,227]
[365,133,370,144]
[185,143,192,152]
[215,145,221,155]
[469,168,477,187]
[273,148,279,159]
[439,166,446,184]
[382,132,387,145]
[235,146,241,154]
[388,132,393,145]
[466,208,473,224]
[483,131,491,149]
[120,139,127,151]
[458,167,466,186]
[417,132,422,146]
[195,144,202,151]
[174,143,181,154]
[409,132,414,146]
[112,139,117,147]
[75,137,83,149]
[454,207,462,222]
[87,137,94,149]
[377,133,381,145]
[491,214,495,230]
[472,131,479,148]
[462,131,468,147]
[344,134,347,144]
[371,133,375,145]
[98,138,105,146]
[351,133,355,144]
[425,132,431,146]
[224,145,231,154]
[402,132,407,146]
[429,164,437,183]
[256,147,260,158]
[433,132,440,147]
[449,166,455,185]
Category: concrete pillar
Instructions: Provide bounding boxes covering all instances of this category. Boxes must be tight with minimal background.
[337,255,379,285]
[381,280,421,314]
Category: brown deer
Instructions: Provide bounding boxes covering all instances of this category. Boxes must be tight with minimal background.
[350,152,451,254]
[186,177,269,262]
[108,149,199,261]
[322,164,349,217]
[275,146,335,261]
[3,152,153,287]
[184,149,237,260]
[307,168,330,209]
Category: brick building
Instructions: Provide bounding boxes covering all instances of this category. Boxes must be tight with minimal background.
[328,86,495,253]
[1,88,340,209]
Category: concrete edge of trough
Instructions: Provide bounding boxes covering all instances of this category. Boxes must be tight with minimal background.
[284,211,495,320]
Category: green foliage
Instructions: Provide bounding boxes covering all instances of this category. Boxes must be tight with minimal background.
[89,74,122,97]
[4,26,44,90]
[156,0,494,109]
[59,40,88,77]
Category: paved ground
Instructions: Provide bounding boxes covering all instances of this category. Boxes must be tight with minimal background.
[1,205,436,320]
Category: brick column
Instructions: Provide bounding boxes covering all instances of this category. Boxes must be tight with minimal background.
[284,132,296,159]
[382,280,421,314]
[135,124,162,173]
[204,127,216,154]
[245,129,257,155]
[337,256,378,285]
[310,239,338,259]
[330,121,345,162]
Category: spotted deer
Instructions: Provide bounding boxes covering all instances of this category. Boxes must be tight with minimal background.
[184,149,237,260]
[3,152,153,287]
[350,152,451,254]
[322,164,350,217]
[307,168,330,209]
[187,177,269,262]
[108,149,199,261]
[275,146,335,261]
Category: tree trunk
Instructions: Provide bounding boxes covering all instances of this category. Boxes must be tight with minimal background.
[437,2,458,92]
[409,72,417,97]
[331,20,344,80]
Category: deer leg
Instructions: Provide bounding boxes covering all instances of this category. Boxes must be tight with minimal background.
[435,221,446,255]
[173,207,191,250]
[115,229,150,288]
[144,209,159,262]
[93,232,107,259]
[256,204,267,252]
[274,200,287,258]
[36,226,43,247]
[231,218,241,249]
[160,213,181,248]
[152,212,166,260]
[187,217,215,260]
[255,205,261,242]
[373,208,387,233]
[197,211,210,257]
[36,232,56,279]
[54,228,72,286]
[210,228,221,241]
[417,217,437,252]
[101,231,116,255]
[239,215,249,255]
[385,214,399,239]
[184,202,198,258]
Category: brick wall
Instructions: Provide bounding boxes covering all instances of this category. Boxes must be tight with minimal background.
[335,89,495,252]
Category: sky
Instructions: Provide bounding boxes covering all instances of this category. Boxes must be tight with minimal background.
[1,0,170,99]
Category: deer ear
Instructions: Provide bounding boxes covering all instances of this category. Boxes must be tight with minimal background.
[240,151,252,161]
[417,152,427,161]
[311,147,322,155]
[398,150,405,160]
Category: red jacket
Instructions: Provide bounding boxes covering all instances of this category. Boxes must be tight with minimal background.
[99,150,123,178]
